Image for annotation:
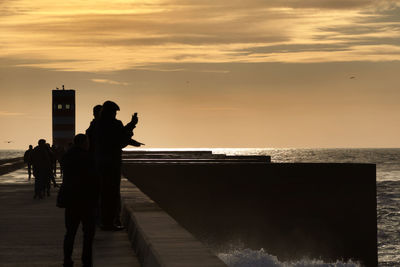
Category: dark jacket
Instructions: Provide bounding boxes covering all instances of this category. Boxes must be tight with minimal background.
[86,119,98,155]
[60,146,99,209]
[32,145,52,176]
[94,118,132,164]
[24,149,33,164]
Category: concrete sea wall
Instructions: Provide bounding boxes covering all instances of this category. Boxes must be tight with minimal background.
[122,155,377,267]
[120,179,227,267]
[0,157,25,175]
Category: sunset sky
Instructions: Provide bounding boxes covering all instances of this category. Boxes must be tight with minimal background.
[1,0,400,149]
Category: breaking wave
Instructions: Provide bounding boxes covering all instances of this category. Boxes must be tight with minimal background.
[218,248,360,267]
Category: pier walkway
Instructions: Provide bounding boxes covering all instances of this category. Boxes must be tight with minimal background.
[0,167,140,267]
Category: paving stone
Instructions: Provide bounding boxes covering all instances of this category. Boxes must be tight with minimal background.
[0,168,140,267]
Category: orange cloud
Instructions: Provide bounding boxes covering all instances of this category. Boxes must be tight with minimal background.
[91,79,129,86]
[0,111,25,116]
[0,0,399,71]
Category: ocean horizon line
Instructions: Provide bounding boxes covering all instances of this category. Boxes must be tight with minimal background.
[2,147,400,151]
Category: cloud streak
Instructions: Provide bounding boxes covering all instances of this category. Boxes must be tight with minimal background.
[0,111,25,116]
[91,78,129,86]
[193,107,238,111]
[0,0,399,71]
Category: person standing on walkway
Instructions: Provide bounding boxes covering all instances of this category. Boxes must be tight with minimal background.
[51,145,58,177]
[86,104,102,155]
[56,146,66,178]
[24,145,33,180]
[86,104,102,225]
[61,134,99,267]
[44,143,58,196]
[32,139,52,199]
[94,101,143,231]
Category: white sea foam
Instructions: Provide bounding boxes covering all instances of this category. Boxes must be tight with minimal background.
[218,248,361,267]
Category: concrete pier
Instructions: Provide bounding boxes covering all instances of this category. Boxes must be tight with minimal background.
[120,179,227,267]
[0,151,378,266]
[1,166,228,267]
[122,150,271,162]
[122,152,377,267]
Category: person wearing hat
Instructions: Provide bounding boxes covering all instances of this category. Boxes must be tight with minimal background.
[94,100,143,230]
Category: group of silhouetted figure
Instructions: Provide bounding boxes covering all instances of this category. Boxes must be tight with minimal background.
[24,143,61,199]
[24,101,143,267]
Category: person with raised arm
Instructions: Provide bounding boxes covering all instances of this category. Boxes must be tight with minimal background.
[94,101,143,231]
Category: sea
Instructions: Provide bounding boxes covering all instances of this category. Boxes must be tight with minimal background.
[0,150,25,160]
[2,148,399,266]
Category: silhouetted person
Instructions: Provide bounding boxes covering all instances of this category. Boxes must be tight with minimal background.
[24,145,33,180]
[86,104,102,156]
[44,143,58,196]
[67,142,73,151]
[56,146,66,178]
[51,144,57,177]
[61,134,99,267]
[86,104,102,225]
[32,139,52,199]
[94,101,142,230]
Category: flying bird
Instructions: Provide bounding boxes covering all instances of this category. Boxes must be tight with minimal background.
[350,76,356,79]
[4,141,13,143]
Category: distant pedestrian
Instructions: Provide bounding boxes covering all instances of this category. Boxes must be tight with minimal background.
[56,146,66,178]
[44,143,58,196]
[60,134,99,267]
[32,139,52,199]
[23,145,33,180]
[51,145,57,177]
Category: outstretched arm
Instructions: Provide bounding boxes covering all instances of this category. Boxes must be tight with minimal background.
[128,139,144,147]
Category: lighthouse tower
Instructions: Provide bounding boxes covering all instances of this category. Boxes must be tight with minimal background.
[52,85,75,149]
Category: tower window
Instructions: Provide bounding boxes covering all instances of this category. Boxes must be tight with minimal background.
[66,104,70,109]
[57,104,63,109]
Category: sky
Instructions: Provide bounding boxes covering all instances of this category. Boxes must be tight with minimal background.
[1,0,400,149]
